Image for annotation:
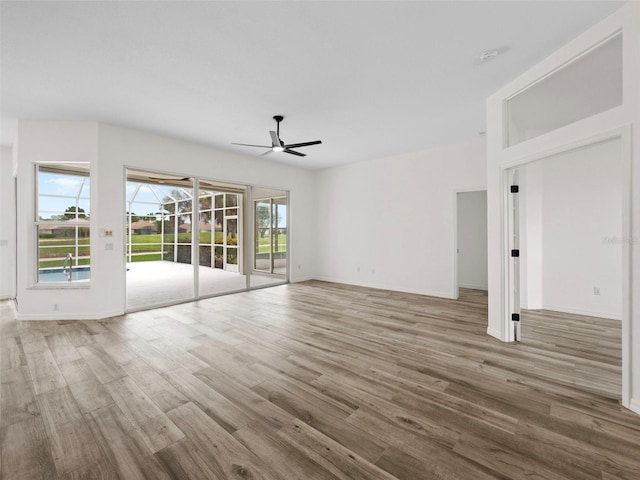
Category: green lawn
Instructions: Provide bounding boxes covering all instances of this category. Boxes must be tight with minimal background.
[257,234,287,253]
[38,238,90,267]
[127,233,199,243]
[38,232,288,267]
[39,257,91,268]
[128,253,164,262]
[39,237,90,246]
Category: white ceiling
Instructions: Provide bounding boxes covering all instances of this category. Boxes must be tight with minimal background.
[0,1,624,169]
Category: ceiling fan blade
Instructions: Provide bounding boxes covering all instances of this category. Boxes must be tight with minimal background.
[284,149,306,157]
[283,140,322,149]
[259,149,273,156]
[232,142,272,148]
[269,131,282,148]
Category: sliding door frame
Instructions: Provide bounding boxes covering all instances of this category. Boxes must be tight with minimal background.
[124,166,290,312]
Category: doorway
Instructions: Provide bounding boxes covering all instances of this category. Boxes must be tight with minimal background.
[125,169,248,310]
[507,136,628,399]
[456,190,488,300]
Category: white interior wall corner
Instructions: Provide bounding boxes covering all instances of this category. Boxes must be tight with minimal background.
[627,0,640,417]
[0,146,16,299]
[313,138,487,298]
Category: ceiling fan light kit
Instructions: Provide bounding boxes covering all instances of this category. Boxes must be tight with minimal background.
[233,115,322,157]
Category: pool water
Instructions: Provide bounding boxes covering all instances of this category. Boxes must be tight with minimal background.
[38,267,91,282]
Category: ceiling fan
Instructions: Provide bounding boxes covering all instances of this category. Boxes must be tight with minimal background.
[233,115,322,157]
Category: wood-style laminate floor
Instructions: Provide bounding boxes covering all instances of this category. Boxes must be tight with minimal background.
[521,308,622,399]
[1,281,638,479]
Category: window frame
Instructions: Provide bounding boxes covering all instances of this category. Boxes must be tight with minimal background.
[34,163,92,287]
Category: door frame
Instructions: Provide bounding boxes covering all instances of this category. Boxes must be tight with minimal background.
[501,125,632,406]
[453,187,488,300]
[253,194,289,277]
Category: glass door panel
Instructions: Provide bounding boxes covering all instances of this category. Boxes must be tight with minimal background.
[250,188,288,288]
[198,191,212,268]
[126,171,195,310]
[225,217,239,272]
[124,172,289,309]
[272,197,288,275]
[198,183,246,297]
[254,200,272,272]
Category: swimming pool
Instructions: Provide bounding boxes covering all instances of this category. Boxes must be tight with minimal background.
[38,267,91,282]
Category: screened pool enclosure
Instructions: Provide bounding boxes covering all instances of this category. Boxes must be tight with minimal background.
[126,179,240,272]
[125,169,288,310]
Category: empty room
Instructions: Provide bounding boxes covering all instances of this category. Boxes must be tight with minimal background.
[1,1,640,479]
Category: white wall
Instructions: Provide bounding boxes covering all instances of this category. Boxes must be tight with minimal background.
[15,122,99,318]
[519,162,543,309]
[457,191,488,290]
[14,121,315,320]
[314,139,486,298]
[0,146,16,299]
[543,139,622,319]
[520,139,623,318]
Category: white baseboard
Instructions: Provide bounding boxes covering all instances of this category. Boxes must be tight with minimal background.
[486,326,502,340]
[542,304,621,321]
[629,398,640,416]
[458,283,488,291]
[17,309,124,321]
[312,275,455,299]
[290,275,314,283]
[521,303,543,310]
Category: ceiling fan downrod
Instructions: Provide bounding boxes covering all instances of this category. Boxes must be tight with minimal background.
[273,115,283,140]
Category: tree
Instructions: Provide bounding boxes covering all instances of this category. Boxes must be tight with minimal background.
[64,206,87,219]
[256,205,270,238]
[126,211,140,222]
[256,204,283,238]
[199,196,212,224]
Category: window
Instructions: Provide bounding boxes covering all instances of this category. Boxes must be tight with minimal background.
[36,163,91,283]
[506,34,622,147]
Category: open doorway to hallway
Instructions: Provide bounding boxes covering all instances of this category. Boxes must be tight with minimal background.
[456,190,488,301]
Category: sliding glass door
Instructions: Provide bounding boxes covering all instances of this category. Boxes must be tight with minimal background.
[125,172,195,309]
[197,183,246,297]
[254,199,272,273]
[251,188,288,288]
[125,170,288,310]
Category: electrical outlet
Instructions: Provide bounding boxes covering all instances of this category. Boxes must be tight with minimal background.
[594,287,601,295]
[53,303,59,311]
[357,266,360,272]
